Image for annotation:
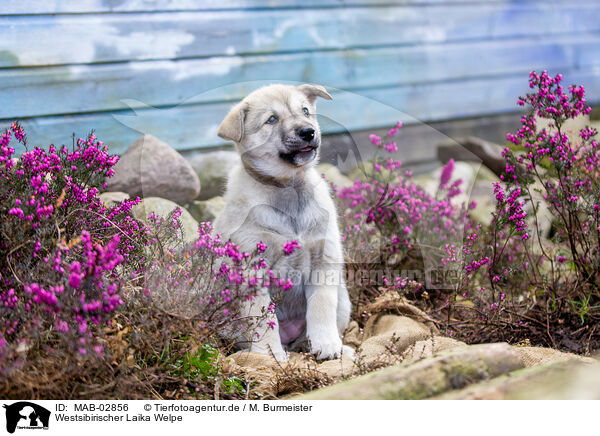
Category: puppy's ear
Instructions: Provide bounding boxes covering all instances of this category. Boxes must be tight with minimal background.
[297,84,332,103]
[218,102,247,143]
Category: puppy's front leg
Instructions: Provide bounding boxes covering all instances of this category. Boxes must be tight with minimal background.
[243,289,288,361]
[305,282,346,360]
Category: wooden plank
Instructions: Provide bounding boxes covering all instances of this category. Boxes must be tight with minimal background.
[1,0,557,15]
[3,34,600,119]
[4,69,599,156]
[2,3,600,67]
[0,35,600,118]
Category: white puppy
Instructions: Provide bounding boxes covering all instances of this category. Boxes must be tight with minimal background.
[214,84,353,361]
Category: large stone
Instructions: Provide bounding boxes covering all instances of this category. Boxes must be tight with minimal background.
[106,134,200,205]
[435,359,600,400]
[132,197,199,244]
[298,343,524,400]
[466,163,498,224]
[98,191,130,208]
[188,150,240,200]
[186,196,226,223]
[537,114,590,142]
[437,136,506,178]
[316,163,353,189]
[413,161,474,204]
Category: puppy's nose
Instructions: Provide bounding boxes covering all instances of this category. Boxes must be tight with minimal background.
[298,127,315,142]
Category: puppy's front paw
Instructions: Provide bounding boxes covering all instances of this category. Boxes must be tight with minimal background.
[270,349,290,362]
[250,344,289,362]
[341,345,356,361]
[309,333,344,360]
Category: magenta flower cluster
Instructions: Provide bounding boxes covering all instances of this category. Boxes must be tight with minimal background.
[451,71,600,320]
[339,122,469,259]
[283,240,302,255]
[336,121,474,298]
[143,220,293,330]
[0,123,147,363]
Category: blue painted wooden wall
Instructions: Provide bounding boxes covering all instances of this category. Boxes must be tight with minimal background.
[1,0,600,155]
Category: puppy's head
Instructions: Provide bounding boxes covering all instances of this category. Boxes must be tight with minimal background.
[218,84,332,181]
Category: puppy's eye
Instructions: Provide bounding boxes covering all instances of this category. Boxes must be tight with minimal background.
[265,115,279,124]
[302,107,310,117]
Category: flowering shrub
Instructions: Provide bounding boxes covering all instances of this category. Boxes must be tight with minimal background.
[0,122,299,398]
[338,71,599,347]
[0,124,147,369]
[142,218,293,339]
[0,123,292,379]
[452,71,600,328]
[337,122,472,306]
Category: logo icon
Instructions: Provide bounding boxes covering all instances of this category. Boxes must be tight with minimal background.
[2,402,50,433]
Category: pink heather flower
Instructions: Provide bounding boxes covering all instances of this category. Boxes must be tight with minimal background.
[68,261,83,289]
[369,134,382,146]
[257,241,267,253]
[267,321,276,329]
[383,142,398,153]
[283,240,302,255]
[8,207,24,219]
[558,255,566,264]
[440,159,455,188]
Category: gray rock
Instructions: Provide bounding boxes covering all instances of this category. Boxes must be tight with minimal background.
[299,343,524,400]
[99,191,130,208]
[435,359,600,400]
[106,134,200,205]
[414,161,475,203]
[316,163,353,189]
[186,196,226,223]
[538,114,590,143]
[132,197,199,244]
[188,150,240,200]
[437,136,507,178]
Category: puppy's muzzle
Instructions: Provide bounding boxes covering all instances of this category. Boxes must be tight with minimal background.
[279,127,319,166]
[294,127,317,153]
[298,127,315,143]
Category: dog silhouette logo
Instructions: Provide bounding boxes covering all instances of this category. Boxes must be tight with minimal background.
[2,402,50,433]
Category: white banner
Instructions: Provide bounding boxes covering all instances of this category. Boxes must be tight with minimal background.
[0,400,594,436]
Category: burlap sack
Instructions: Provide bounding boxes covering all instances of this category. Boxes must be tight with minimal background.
[343,320,363,347]
[361,292,440,335]
[357,316,433,366]
[514,346,596,367]
[316,355,356,378]
[401,336,467,365]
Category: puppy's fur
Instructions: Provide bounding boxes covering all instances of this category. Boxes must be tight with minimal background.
[214,84,353,361]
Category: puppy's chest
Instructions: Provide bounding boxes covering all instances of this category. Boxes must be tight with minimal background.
[267,186,329,236]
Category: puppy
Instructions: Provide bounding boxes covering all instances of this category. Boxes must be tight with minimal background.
[214,84,353,361]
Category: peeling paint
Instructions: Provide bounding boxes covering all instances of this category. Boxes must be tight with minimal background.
[3,18,195,66]
[173,57,244,80]
[0,51,19,67]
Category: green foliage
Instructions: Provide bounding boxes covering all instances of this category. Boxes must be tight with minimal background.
[165,343,245,396]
